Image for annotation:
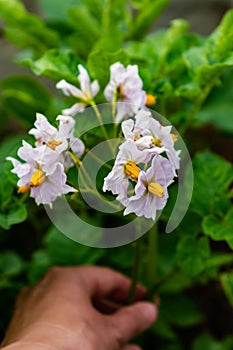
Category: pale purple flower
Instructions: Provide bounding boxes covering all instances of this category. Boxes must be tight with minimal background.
[122,110,180,175]
[7,141,76,206]
[56,64,99,116]
[124,155,174,220]
[104,62,146,122]
[103,140,152,203]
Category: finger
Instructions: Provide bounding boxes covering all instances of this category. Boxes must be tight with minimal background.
[109,301,157,344]
[121,345,142,350]
[76,266,146,301]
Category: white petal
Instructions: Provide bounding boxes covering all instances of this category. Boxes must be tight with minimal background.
[29,113,57,143]
[91,80,100,97]
[78,65,92,98]
[62,103,86,116]
[56,79,83,98]
[121,119,135,139]
[70,137,85,158]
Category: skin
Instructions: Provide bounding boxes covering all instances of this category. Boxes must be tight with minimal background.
[1,266,158,350]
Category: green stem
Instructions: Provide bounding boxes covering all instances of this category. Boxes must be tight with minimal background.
[147,224,158,288]
[69,151,95,189]
[90,100,110,142]
[128,238,141,304]
[19,192,29,203]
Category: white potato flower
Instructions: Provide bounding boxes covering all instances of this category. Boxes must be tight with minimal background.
[7,141,76,206]
[104,62,146,122]
[124,155,174,220]
[56,64,100,116]
[103,140,152,204]
[29,113,85,170]
[122,110,180,175]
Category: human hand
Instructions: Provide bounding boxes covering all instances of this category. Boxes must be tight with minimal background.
[1,266,158,350]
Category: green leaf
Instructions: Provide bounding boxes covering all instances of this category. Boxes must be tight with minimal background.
[68,6,100,40]
[38,0,79,21]
[191,150,233,217]
[87,50,130,88]
[203,208,233,249]
[0,163,16,209]
[176,212,202,237]
[183,47,208,73]
[0,162,27,229]
[0,134,27,163]
[0,252,23,276]
[1,75,52,126]
[193,333,233,350]
[44,226,104,265]
[158,271,193,294]
[176,236,210,277]
[206,253,233,269]
[27,50,80,84]
[67,5,101,58]
[196,63,231,87]
[93,0,128,53]
[213,10,233,61]
[196,68,233,134]
[0,0,59,54]
[175,82,200,100]
[152,317,178,341]
[220,271,233,308]
[129,0,170,40]
[0,199,27,230]
[160,294,204,327]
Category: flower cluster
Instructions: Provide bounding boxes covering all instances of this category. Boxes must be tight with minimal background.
[8,62,180,218]
[103,110,180,220]
[7,113,84,206]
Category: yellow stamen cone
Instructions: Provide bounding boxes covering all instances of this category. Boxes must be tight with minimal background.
[18,185,30,193]
[153,137,162,147]
[30,170,46,187]
[146,94,156,106]
[148,182,164,198]
[46,139,63,150]
[124,161,140,181]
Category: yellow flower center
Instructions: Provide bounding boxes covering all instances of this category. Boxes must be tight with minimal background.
[124,161,140,181]
[117,84,125,99]
[30,170,46,187]
[18,185,30,194]
[46,139,63,150]
[146,94,156,106]
[153,137,162,147]
[148,182,164,198]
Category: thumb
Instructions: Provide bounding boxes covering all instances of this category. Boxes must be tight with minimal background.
[109,301,157,344]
